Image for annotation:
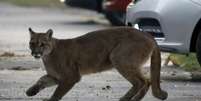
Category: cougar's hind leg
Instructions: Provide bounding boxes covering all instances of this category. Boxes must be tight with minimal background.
[116,67,150,101]
[110,43,151,101]
[110,57,150,101]
[26,75,58,96]
[109,42,152,101]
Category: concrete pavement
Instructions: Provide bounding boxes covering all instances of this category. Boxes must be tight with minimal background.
[0,68,201,101]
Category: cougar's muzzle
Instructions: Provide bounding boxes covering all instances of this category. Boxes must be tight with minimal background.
[31,50,43,59]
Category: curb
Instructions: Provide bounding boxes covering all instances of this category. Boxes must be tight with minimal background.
[161,71,201,81]
[191,72,201,81]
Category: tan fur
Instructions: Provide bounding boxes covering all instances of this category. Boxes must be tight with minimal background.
[26,27,168,101]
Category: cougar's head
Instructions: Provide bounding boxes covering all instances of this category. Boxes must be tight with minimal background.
[29,28,54,59]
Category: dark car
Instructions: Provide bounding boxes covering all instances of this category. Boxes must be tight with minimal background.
[60,0,132,26]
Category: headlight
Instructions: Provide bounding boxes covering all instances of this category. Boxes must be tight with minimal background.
[127,2,134,9]
[60,0,66,3]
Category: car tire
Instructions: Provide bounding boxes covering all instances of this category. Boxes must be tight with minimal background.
[104,11,125,26]
[196,31,201,66]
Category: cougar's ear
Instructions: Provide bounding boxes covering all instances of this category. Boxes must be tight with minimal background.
[28,27,35,37]
[29,28,35,34]
[46,29,53,38]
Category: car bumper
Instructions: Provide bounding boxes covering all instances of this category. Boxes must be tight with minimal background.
[126,0,201,53]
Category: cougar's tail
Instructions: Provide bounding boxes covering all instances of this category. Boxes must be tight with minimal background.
[150,45,168,100]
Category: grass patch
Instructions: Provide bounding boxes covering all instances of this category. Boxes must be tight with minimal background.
[168,53,201,72]
[0,0,64,7]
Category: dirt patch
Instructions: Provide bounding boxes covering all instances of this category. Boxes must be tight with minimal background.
[0,52,15,57]
[0,52,27,57]
[8,66,40,71]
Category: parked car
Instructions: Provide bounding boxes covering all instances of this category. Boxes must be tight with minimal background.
[126,0,201,65]
[60,0,131,26]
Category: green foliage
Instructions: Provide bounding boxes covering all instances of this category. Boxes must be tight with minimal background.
[1,0,64,7]
[169,53,201,71]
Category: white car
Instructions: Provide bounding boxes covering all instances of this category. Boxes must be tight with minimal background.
[126,0,201,65]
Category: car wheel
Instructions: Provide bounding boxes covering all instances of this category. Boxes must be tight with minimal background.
[104,11,125,26]
[196,31,201,66]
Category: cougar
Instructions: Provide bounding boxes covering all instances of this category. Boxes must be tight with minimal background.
[26,27,167,101]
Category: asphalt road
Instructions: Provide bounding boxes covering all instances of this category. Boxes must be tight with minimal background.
[0,3,108,55]
[0,3,201,101]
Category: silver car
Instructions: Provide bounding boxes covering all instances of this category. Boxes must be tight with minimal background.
[126,0,201,65]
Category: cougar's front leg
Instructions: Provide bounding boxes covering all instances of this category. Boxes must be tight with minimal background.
[46,76,80,101]
[26,75,58,96]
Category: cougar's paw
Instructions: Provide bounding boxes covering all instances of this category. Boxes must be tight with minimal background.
[154,90,168,100]
[159,90,168,100]
[26,85,40,96]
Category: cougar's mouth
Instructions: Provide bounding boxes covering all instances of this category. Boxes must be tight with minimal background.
[32,53,42,59]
